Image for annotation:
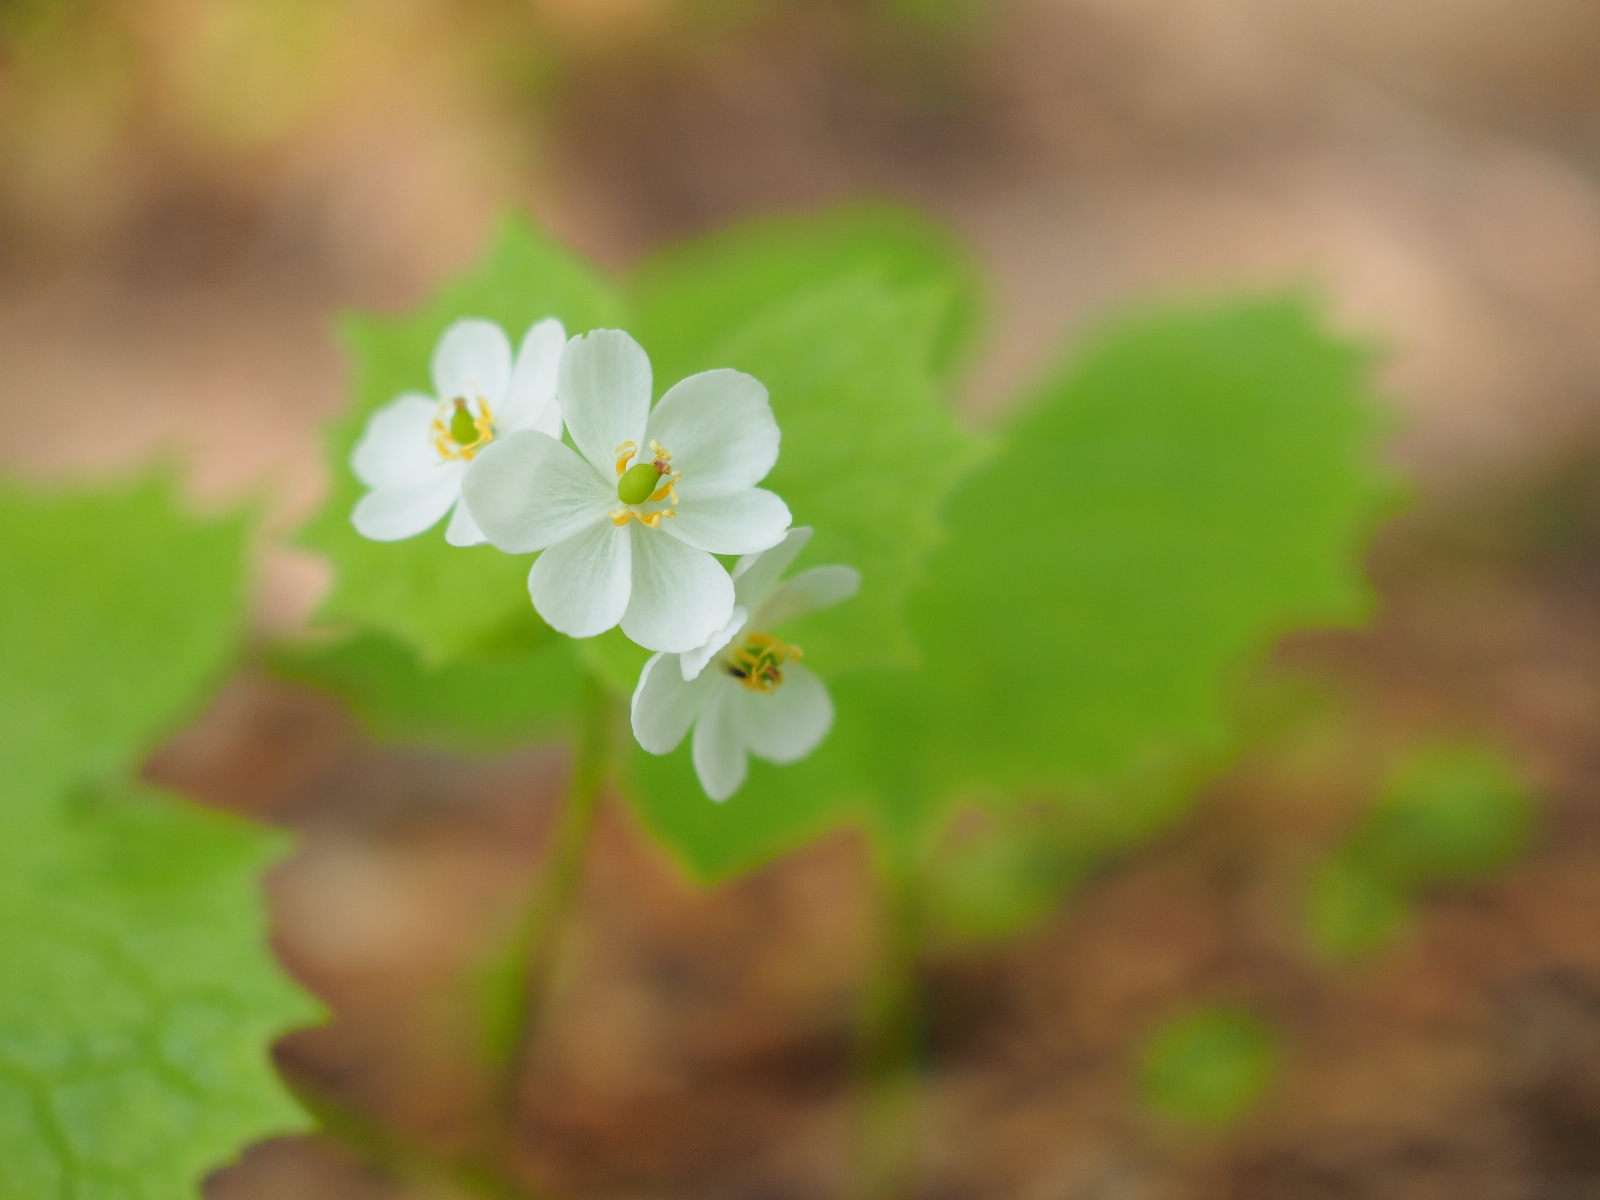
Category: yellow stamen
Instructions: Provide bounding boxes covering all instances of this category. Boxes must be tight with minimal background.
[647,471,681,504]
[726,633,803,693]
[431,397,496,462]
[610,507,676,530]
[608,439,681,528]
[614,441,638,477]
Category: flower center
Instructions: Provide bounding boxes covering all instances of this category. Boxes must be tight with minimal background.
[432,397,495,461]
[617,461,664,505]
[610,440,681,530]
[725,633,802,693]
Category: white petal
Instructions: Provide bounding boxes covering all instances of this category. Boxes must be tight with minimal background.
[644,369,779,497]
[462,431,614,554]
[350,393,439,489]
[500,317,566,437]
[443,497,487,546]
[351,468,462,541]
[680,606,747,682]
[528,519,632,638]
[734,664,833,764]
[631,651,717,755]
[620,525,735,653]
[753,565,862,630]
[559,329,651,476]
[664,488,791,556]
[692,683,747,802]
[732,526,813,611]
[432,319,513,407]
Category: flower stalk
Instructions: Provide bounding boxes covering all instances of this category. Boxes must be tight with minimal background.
[852,861,926,1200]
[480,675,615,1119]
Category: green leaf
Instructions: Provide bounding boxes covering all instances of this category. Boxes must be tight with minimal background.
[297,215,626,666]
[925,783,1193,944]
[0,473,317,1196]
[1137,1008,1279,1127]
[631,202,981,388]
[690,276,990,673]
[630,297,1391,880]
[1307,744,1533,961]
[573,626,653,700]
[0,785,319,1199]
[905,297,1390,802]
[631,205,989,675]
[270,632,587,754]
[1307,852,1411,959]
[623,264,991,877]
[1353,745,1534,885]
[0,474,250,807]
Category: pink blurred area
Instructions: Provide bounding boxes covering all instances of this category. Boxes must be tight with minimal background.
[8,4,1600,1199]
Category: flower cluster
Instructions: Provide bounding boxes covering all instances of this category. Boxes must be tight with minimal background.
[350,319,858,800]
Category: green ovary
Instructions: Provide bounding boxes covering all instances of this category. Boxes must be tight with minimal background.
[448,401,479,447]
[617,461,662,505]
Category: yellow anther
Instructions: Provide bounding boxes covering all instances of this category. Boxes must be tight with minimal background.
[608,438,681,526]
[726,633,802,693]
[431,397,496,462]
[614,441,638,477]
[648,471,681,505]
[610,507,677,530]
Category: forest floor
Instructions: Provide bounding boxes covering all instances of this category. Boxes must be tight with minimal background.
[157,440,1600,1200]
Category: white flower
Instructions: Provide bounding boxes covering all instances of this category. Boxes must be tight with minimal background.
[629,527,860,801]
[463,329,792,653]
[349,317,565,546]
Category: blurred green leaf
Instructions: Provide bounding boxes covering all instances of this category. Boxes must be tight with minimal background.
[0,473,316,1196]
[872,0,986,33]
[925,819,1083,942]
[1307,853,1411,959]
[631,297,1391,880]
[574,626,654,700]
[925,782,1194,944]
[0,474,249,807]
[294,204,984,793]
[1138,1008,1279,1127]
[632,203,981,387]
[693,275,990,673]
[632,204,989,676]
[1354,745,1534,885]
[0,784,318,1199]
[297,215,625,666]
[270,632,586,754]
[1308,745,1533,960]
[903,297,1388,803]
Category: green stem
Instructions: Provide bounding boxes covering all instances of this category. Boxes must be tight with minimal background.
[289,683,613,1200]
[481,676,614,1121]
[852,862,925,1200]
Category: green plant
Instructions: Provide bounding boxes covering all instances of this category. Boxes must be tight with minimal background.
[2,203,1394,1198]
[1138,1008,1280,1127]
[1309,744,1535,959]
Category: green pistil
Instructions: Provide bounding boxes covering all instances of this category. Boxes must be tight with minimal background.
[448,400,479,447]
[617,461,663,505]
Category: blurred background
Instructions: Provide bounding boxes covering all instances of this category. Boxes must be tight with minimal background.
[6,1,1600,1196]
